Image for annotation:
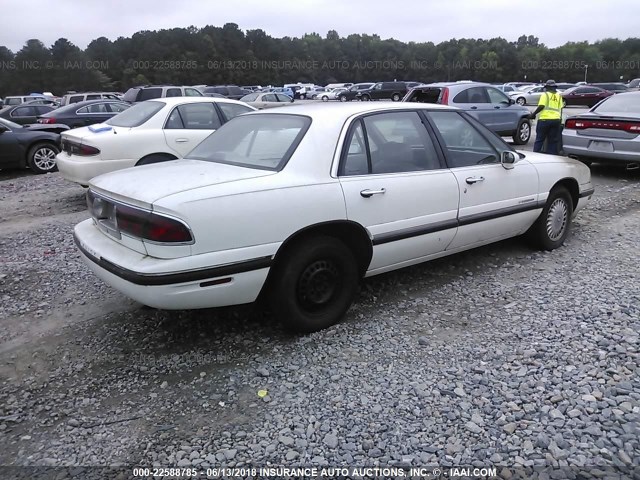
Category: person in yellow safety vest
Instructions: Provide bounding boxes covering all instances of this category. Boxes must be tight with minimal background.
[530,79,563,154]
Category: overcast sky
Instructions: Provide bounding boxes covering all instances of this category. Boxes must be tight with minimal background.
[1,0,637,52]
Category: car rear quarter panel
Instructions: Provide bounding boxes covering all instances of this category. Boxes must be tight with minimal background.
[154,176,347,256]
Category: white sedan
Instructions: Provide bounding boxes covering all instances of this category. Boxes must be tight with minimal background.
[316,88,348,101]
[73,103,594,333]
[55,97,255,185]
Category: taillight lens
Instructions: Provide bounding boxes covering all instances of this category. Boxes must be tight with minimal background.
[39,118,56,124]
[440,87,449,104]
[565,118,640,133]
[62,139,100,156]
[115,204,192,243]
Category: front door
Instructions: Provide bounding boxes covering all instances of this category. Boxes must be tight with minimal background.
[338,110,460,274]
[426,110,540,250]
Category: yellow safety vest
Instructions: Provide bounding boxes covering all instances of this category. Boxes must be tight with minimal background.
[538,91,563,120]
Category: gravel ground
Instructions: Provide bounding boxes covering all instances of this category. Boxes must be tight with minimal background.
[0,163,638,478]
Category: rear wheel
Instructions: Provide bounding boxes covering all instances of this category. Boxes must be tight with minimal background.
[312,94,318,100]
[339,94,348,102]
[269,236,359,333]
[516,97,526,106]
[361,95,371,101]
[27,143,59,174]
[321,95,329,102]
[391,93,401,101]
[526,186,573,250]
[512,119,531,145]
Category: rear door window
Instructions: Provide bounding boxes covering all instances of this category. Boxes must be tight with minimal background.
[453,87,489,104]
[166,103,221,130]
[217,103,254,122]
[12,106,35,117]
[166,88,182,97]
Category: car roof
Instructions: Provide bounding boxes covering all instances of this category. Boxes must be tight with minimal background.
[152,97,250,106]
[242,101,457,120]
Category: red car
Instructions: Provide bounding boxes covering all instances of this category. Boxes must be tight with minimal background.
[562,86,613,108]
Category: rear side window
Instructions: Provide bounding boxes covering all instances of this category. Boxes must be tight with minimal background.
[12,106,35,117]
[405,88,441,103]
[217,103,253,121]
[166,88,182,97]
[86,95,101,100]
[69,95,84,104]
[185,88,203,97]
[427,111,498,168]
[340,111,441,175]
[165,103,221,130]
[108,103,129,113]
[35,106,54,115]
[138,88,163,101]
[5,97,21,105]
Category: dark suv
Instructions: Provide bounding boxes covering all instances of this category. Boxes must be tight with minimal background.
[403,82,532,144]
[122,85,203,103]
[199,85,247,100]
[357,82,407,101]
[590,83,629,94]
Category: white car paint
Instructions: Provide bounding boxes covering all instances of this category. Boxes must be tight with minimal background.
[55,97,256,185]
[74,102,593,327]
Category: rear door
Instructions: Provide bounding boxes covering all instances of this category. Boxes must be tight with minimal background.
[338,110,459,274]
[452,87,496,130]
[163,102,223,156]
[9,106,37,125]
[427,110,540,250]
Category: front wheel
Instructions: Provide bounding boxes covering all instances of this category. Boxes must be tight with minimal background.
[27,143,59,174]
[391,93,401,101]
[311,94,318,100]
[321,95,329,102]
[526,186,573,250]
[512,119,531,145]
[361,95,370,101]
[269,236,359,333]
[516,97,526,106]
[339,95,348,102]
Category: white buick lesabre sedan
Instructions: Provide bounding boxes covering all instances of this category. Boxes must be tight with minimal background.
[55,97,256,185]
[73,103,594,333]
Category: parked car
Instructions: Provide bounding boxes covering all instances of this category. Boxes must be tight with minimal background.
[496,84,519,93]
[306,87,332,100]
[562,86,614,108]
[317,88,348,101]
[325,83,353,89]
[122,85,204,103]
[198,85,249,100]
[629,78,640,90]
[0,104,56,125]
[55,97,256,186]
[337,83,375,102]
[272,87,295,99]
[285,84,315,99]
[3,95,47,106]
[404,81,424,90]
[0,117,61,173]
[357,82,408,101]
[403,82,532,144]
[590,83,629,94]
[510,84,576,106]
[60,92,121,106]
[562,91,640,167]
[37,100,131,129]
[240,92,294,109]
[73,102,593,333]
[505,82,535,89]
[241,85,263,92]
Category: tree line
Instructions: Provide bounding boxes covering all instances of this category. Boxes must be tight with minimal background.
[1,24,639,97]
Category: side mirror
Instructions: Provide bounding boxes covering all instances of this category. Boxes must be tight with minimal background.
[501,151,517,169]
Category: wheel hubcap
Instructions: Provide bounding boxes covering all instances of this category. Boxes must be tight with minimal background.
[34,148,56,171]
[297,259,340,310]
[520,123,530,140]
[546,198,568,241]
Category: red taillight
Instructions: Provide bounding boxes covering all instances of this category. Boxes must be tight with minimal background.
[39,118,56,124]
[565,118,640,133]
[440,87,449,104]
[80,144,101,155]
[115,205,192,243]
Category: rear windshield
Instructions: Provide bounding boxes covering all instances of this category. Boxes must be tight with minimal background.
[592,93,640,113]
[106,101,164,127]
[187,114,311,171]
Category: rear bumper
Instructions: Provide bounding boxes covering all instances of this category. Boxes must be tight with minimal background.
[55,153,137,185]
[562,132,640,163]
[73,219,272,310]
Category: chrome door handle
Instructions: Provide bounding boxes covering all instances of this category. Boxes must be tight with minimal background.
[360,188,386,198]
[465,176,485,184]
[175,138,189,143]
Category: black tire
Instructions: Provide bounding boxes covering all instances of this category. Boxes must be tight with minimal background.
[300,94,306,100]
[512,119,531,145]
[361,95,371,101]
[321,95,329,102]
[576,157,592,167]
[27,143,59,174]
[526,186,573,251]
[391,93,401,101]
[136,153,176,166]
[339,95,348,102]
[516,97,526,106]
[311,94,318,100]
[269,236,359,333]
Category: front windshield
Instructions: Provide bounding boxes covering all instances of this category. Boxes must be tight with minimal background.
[106,101,164,127]
[0,117,22,129]
[593,93,640,113]
[187,114,310,171]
